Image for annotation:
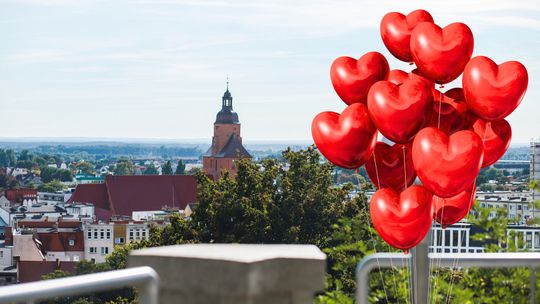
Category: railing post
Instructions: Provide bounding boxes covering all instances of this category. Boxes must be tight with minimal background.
[410,229,431,304]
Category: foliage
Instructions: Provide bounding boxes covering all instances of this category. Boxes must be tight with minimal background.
[32,144,201,158]
[174,160,185,175]
[37,148,540,303]
[74,161,95,175]
[40,166,73,183]
[0,149,17,167]
[0,168,18,189]
[113,158,135,175]
[37,179,66,192]
[162,161,173,175]
[142,164,159,175]
[41,269,69,280]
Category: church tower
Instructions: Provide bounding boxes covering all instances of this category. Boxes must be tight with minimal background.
[203,82,251,179]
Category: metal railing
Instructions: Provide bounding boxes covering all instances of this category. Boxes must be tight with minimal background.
[356,252,540,304]
[0,266,159,304]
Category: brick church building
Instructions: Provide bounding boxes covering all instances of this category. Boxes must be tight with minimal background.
[203,84,251,179]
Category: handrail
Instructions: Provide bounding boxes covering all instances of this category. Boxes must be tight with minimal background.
[356,252,540,304]
[0,266,159,304]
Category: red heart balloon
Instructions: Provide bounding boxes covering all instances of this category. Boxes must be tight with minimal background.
[470,116,512,168]
[463,56,528,121]
[365,142,416,191]
[427,88,471,134]
[433,183,476,228]
[386,69,433,87]
[380,9,434,62]
[370,185,433,250]
[412,127,483,197]
[367,78,433,143]
[410,22,474,84]
[330,52,389,105]
[312,103,378,169]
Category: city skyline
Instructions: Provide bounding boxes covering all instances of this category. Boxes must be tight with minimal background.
[1,0,539,142]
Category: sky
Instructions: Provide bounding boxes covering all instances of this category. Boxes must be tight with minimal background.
[0,0,539,143]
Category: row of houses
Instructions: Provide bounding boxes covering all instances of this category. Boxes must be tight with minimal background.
[0,174,198,284]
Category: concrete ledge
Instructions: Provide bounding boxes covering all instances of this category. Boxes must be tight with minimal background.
[128,244,326,304]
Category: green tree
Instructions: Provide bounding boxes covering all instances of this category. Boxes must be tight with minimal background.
[0,149,7,167]
[174,160,185,175]
[40,167,73,183]
[162,161,173,175]
[143,164,159,175]
[5,149,16,167]
[38,180,66,192]
[114,158,135,175]
[75,161,95,175]
[41,269,69,280]
[18,149,33,162]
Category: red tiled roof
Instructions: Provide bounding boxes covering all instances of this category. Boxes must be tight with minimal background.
[17,220,82,229]
[5,189,37,203]
[68,175,197,220]
[37,231,84,252]
[58,221,82,228]
[105,175,197,216]
[68,183,110,210]
[68,183,112,220]
[18,261,76,283]
[17,221,56,229]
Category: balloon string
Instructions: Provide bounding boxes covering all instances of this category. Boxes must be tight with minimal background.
[372,153,382,189]
[437,90,443,129]
[440,125,485,302]
[443,183,476,303]
[402,145,413,303]
[402,145,408,191]
[355,171,390,303]
[367,155,400,301]
[432,87,446,302]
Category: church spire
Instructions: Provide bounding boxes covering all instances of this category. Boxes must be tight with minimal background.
[222,78,233,109]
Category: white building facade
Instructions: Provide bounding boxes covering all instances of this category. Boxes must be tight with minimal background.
[83,223,114,263]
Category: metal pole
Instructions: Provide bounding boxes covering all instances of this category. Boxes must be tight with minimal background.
[0,266,159,304]
[356,252,410,304]
[357,252,540,304]
[410,229,431,304]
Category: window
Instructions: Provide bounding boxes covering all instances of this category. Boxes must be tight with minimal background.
[89,247,97,254]
[129,230,134,239]
[115,237,125,244]
[100,229,104,239]
[106,229,111,239]
[518,205,522,210]
[142,231,146,238]
[68,239,75,246]
[94,230,98,239]
[0,251,3,258]
[87,231,92,239]
[101,247,109,255]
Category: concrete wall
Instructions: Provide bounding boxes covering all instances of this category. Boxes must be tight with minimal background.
[128,244,326,304]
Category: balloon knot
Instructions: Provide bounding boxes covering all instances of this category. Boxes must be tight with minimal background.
[439,84,445,89]
[409,62,414,66]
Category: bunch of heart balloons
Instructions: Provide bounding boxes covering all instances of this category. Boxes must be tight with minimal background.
[311,9,528,251]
